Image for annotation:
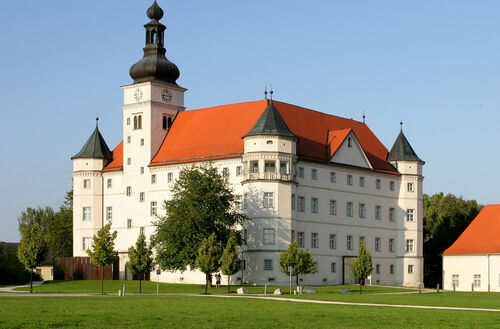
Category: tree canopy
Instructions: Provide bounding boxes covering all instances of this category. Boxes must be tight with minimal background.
[195,233,221,294]
[423,193,482,287]
[17,223,48,293]
[279,241,317,285]
[126,233,154,293]
[350,241,373,294]
[87,222,118,295]
[221,234,240,293]
[153,165,247,272]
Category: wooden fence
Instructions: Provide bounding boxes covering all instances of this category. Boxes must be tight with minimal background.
[54,257,119,280]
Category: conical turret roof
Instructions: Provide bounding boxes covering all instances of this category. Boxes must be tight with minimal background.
[387,130,422,162]
[72,125,113,161]
[244,100,295,138]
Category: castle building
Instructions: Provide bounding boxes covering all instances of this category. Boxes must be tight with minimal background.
[72,1,424,286]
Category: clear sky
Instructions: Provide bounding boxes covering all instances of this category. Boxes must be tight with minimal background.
[2,0,500,242]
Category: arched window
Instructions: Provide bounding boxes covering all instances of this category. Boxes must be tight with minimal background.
[134,116,137,129]
[162,116,167,130]
[167,117,173,128]
[138,115,142,129]
[347,137,352,148]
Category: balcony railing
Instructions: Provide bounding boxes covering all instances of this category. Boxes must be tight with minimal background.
[244,172,296,182]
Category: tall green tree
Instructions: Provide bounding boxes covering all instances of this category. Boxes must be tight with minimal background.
[221,234,240,293]
[17,223,48,293]
[423,193,482,287]
[126,233,154,293]
[153,165,247,273]
[86,222,118,295]
[350,242,373,294]
[279,242,317,286]
[196,233,221,294]
[18,207,54,236]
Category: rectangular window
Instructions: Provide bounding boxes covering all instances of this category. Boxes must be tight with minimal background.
[390,264,394,274]
[151,201,157,216]
[263,192,274,208]
[375,237,381,252]
[264,162,275,173]
[235,195,243,210]
[127,219,132,229]
[329,234,337,249]
[127,158,131,165]
[376,179,381,189]
[298,167,304,178]
[346,202,353,217]
[452,274,459,288]
[329,200,337,215]
[408,264,414,274]
[236,166,242,176]
[107,179,112,188]
[390,181,395,191]
[140,167,144,174]
[406,209,414,222]
[311,198,319,213]
[297,232,304,247]
[167,172,173,183]
[83,179,90,189]
[347,175,353,185]
[389,208,395,221]
[82,237,92,251]
[291,194,296,210]
[359,176,365,187]
[126,186,132,196]
[389,238,395,252]
[376,264,380,274]
[263,228,275,245]
[347,235,353,250]
[223,167,229,176]
[311,169,317,180]
[474,274,481,287]
[83,207,91,221]
[375,206,382,220]
[127,117,130,125]
[264,259,273,271]
[408,182,414,192]
[359,236,365,246]
[140,227,145,235]
[331,262,337,273]
[140,138,144,146]
[151,174,156,184]
[106,207,112,221]
[406,239,414,252]
[359,203,366,218]
[311,233,318,248]
[330,172,336,183]
[139,192,145,202]
[127,136,131,143]
[298,196,305,212]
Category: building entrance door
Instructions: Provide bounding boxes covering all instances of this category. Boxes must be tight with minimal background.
[343,256,358,284]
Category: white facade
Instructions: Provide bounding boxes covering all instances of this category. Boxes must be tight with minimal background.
[443,255,500,292]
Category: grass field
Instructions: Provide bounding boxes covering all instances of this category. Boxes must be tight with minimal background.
[1,295,499,329]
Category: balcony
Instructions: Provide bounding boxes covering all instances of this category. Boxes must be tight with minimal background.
[244,172,296,182]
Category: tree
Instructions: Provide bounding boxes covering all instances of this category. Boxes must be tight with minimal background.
[18,207,54,236]
[126,233,154,293]
[350,242,373,294]
[153,165,247,274]
[423,193,482,287]
[279,242,317,286]
[47,190,73,257]
[221,234,240,293]
[196,233,221,294]
[17,223,48,293]
[86,222,118,295]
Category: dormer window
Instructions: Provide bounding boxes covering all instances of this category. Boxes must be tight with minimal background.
[347,137,352,148]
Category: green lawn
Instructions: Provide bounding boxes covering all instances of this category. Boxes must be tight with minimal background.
[0,295,499,329]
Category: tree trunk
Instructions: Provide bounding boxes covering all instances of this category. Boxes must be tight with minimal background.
[360,279,363,294]
[140,275,142,294]
[30,270,33,294]
[227,275,230,293]
[296,275,299,286]
[205,273,209,294]
[100,268,104,295]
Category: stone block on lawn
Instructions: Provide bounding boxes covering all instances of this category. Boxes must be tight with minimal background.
[273,288,282,295]
[237,287,248,295]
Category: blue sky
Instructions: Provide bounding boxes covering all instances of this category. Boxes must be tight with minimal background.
[2,0,500,242]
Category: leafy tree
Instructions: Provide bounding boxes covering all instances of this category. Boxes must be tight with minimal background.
[0,243,41,285]
[350,242,373,294]
[153,165,247,274]
[221,234,240,293]
[17,223,48,293]
[279,242,317,286]
[18,207,54,236]
[423,193,482,287]
[195,233,221,294]
[86,222,118,295]
[126,233,154,293]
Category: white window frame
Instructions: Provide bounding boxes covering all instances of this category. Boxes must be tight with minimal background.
[298,167,304,178]
[331,262,336,273]
[347,235,353,250]
[263,192,274,208]
[406,209,414,222]
[127,219,132,229]
[359,203,366,218]
[311,168,318,180]
[330,172,336,183]
[359,176,365,187]
[139,192,145,202]
[474,274,481,287]
[236,166,242,176]
[347,175,353,185]
[390,264,394,274]
[311,233,318,248]
[106,207,112,221]
[329,234,336,249]
[297,196,305,212]
[168,172,173,183]
[82,237,92,251]
[408,264,414,274]
[263,228,275,245]
[235,195,243,210]
[346,202,353,217]
[83,207,91,221]
[452,274,459,288]
[375,237,381,252]
[408,182,414,192]
[375,205,382,220]
[390,181,395,191]
[311,198,319,213]
[291,194,296,210]
[297,232,304,247]
[329,200,337,215]
[389,207,395,221]
[83,179,91,189]
[389,238,395,252]
[107,179,112,188]
[151,201,157,216]
[126,186,132,196]
[376,179,381,190]
[264,259,273,271]
[406,239,414,252]
[151,174,156,184]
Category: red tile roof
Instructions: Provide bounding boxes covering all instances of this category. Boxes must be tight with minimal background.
[327,128,352,160]
[443,204,500,255]
[105,99,397,174]
[103,141,123,172]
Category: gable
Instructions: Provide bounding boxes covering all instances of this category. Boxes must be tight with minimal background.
[329,130,372,169]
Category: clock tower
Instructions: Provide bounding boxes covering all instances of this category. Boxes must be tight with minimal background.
[122,0,186,168]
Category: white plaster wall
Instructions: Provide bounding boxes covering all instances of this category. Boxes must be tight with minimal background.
[443,255,500,292]
[330,131,370,169]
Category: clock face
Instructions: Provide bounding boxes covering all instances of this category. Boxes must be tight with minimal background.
[134,88,143,101]
[161,89,173,103]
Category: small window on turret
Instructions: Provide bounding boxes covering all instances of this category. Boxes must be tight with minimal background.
[267,140,273,144]
[140,139,144,146]
[163,116,167,130]
[83,179,90,189]
[127,118,130,126]
[407,183,414,192]
[138,115,142,129]
[127,136,131,144]
[134,116,138,129]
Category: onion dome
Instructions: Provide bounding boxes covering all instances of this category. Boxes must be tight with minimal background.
[129,1,180,85]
